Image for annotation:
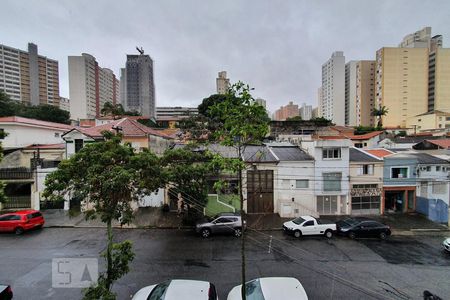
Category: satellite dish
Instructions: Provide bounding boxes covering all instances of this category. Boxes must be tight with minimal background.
[136,47,144,55]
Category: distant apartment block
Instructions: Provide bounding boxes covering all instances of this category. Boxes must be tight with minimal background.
[255,98,267,109]
[216,71,230,94]
[59,97,70,112]
[274,101,299,121]
[321,51,345,125]
[312,107,319,119]
[68,53,119,120]
[0,42,59,106]
[299,103,312,120]
[356,61,376,127]
[120,51,155,118]
[345,61,357,126]
[156,106,198,118]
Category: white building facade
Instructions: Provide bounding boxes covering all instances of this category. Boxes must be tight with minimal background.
[321,51,346,125]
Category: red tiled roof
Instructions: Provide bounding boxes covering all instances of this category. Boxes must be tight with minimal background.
[343,131,383,140]
[365,149,394,158]
[72,118,172,139]
[427,139,450,149]
[0,116,72,130]
[316,135,348,140]
[24,143,65,150]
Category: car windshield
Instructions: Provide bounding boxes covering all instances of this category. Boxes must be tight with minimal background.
[147,280,170,300]
[245,279,265,300]
[339,218,359,227]
[292,217,306,225]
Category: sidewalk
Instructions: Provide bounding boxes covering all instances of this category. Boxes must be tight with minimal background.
[42,207,185,229]
[247,212,449,235]
[42,209,450,235]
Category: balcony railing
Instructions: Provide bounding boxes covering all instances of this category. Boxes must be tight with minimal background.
[0,168,33,180]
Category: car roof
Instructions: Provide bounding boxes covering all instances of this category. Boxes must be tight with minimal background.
[217,212,240,217]
[7,210,39,215]
[259,277,308,300]
[164,280,211,300]
[300,215,315,221]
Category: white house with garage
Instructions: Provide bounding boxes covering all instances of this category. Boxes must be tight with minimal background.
[301,138,352,215]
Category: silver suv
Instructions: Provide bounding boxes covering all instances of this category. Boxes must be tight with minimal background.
[195,213,244,238]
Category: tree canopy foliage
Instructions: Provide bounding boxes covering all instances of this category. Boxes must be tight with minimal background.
[43,132,164,299]
[101,102,141,119]
[0,91,71,124]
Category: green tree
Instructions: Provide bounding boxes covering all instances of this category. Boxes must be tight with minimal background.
[0,91,71,124]
[209,82,270,300]
[43,132,165,299]
[161,147,211,224]
[101,102,141,119]
[371,106,389,128]
[285,115,302,121]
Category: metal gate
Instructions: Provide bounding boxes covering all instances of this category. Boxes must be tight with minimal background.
[247,170,274,213]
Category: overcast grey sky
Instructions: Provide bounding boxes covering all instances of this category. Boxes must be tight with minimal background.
[1,0,449,113]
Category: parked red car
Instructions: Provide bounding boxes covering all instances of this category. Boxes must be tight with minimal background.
[0,210,45,234]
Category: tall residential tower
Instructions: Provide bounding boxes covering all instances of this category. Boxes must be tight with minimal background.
[320,51,346,125]
[0,42,59,106]
[120,50,156,118]
[68,53,119,120]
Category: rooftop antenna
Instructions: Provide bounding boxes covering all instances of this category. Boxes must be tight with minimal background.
[136,46,144,55]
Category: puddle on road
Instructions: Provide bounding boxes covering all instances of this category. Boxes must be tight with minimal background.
[360,239,450,266]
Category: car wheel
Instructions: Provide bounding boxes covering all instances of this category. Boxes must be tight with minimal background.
[348,232,356,239]
[294,230,302,238]
[325,230,333,239]
[201,228,211,238]
[379,232,387,240]
[15,227,24,235]
[234,228,242,237]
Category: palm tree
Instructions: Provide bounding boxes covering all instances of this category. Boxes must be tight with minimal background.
[371,105,389,128]
[101,102,126,119]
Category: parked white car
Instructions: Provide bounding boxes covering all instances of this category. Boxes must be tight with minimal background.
[227,277,308,300]
[132,279,218,300]
[283,215,336,238]
[442,237,450,253]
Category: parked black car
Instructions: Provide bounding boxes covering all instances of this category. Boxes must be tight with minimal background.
[336,217,391,239]
[0,284,13,300]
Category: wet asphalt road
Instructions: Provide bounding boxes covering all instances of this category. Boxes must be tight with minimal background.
[1,228,450,300]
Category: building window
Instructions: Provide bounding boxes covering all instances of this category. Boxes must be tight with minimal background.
[316,196,338,215]
[296,180,309,189]
[355,143,363,148]
[426,166,431,172]
[322,148,341,159]
[359,164,374,175]
[436,166,441,172]
[74,139,84,153]
[323,172,342,191]
[391,167,408,178]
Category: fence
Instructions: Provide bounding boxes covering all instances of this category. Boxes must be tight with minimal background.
[416,197,448,223]
[2,196,31,209]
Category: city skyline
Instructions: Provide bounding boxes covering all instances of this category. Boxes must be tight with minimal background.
[1,0,450,113]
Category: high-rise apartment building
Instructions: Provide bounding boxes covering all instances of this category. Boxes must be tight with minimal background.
[312,107,319,119]
[255,98,267,109]
[68,53,120,120]
[59,97,70,112]
[274,101,299,121]
[299,103,313,120]
[216,71,230,94]
[317,87,323,118]
[320,51,345,125]
[428,36,450,113]
[0,42,59,106]
[120,51,155,118]
[355,61,376,126]
[345,61,357,126]
[375,47,429,128]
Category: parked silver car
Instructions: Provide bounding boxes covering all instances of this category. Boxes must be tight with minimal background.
[195,213,245,238]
